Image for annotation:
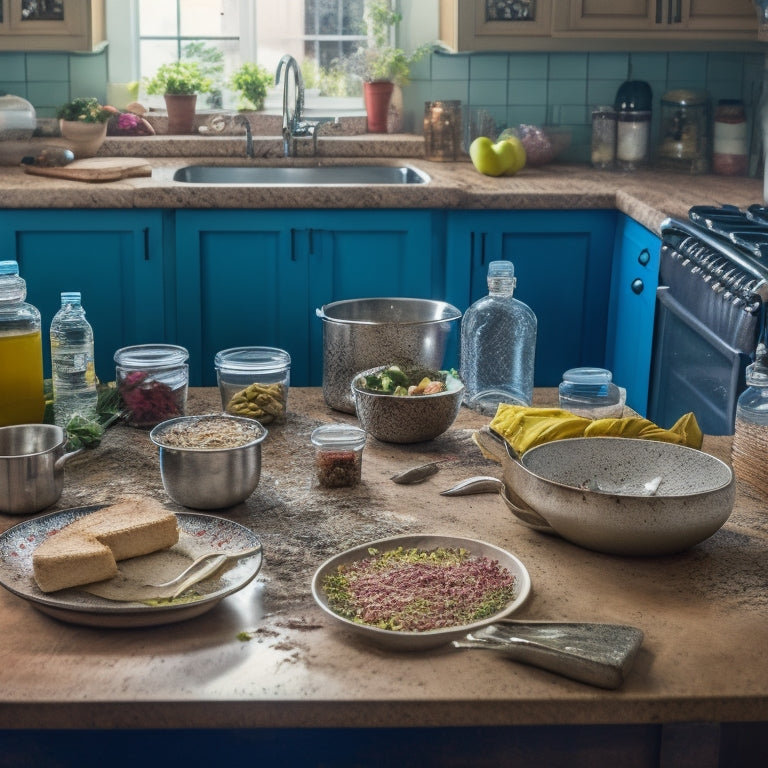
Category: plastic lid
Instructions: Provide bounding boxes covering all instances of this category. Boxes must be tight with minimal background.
[488,260,515,279]
[662,89,707,106]
[311,423,366,450]
[559,367,620,404]
[61,291,81,306]
[0,260,19,276]
[114,344,189,369]
[214,346,291,373]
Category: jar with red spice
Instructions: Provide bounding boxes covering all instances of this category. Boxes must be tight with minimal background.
[713,99,748,176]
[311,423,366,488]
[114,344,189,428]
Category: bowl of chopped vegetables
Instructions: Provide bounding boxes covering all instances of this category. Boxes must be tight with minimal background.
[312,534,531,651]
[351,364,464,443]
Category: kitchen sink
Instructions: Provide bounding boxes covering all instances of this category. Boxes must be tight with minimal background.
[172,164,429,185]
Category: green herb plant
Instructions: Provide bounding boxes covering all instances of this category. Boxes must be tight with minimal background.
[56,97,113,123]
[145,61,213,96]
[230,62,273,111]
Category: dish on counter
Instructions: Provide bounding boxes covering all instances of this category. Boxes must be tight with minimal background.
[0,506,263,627]
[311,534,531,651]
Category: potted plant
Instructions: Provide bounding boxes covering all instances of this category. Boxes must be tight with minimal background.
[56,97,114,158]
[144,60,213,134]
[229,62,273,112]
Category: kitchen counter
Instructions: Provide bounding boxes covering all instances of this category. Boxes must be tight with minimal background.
[0,388,766,766]
[0,135,763,236]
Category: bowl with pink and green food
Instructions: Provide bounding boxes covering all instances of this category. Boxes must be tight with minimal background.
[311,534,531,650]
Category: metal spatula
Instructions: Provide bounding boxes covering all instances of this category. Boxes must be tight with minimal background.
[453,620,644,689]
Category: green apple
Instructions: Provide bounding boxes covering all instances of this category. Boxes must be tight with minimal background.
[469,136,516,177]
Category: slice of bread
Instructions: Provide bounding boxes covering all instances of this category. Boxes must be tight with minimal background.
[33,498,179,593]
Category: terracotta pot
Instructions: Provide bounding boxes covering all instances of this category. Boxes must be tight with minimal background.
[164,93,197,135]
[363,81,394,134]
[58,119,107,158]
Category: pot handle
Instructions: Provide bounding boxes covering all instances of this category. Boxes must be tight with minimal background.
[473,427,521,462]
[499,486,554,533]
[54,447,84,471]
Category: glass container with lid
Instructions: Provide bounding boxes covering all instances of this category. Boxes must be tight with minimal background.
[712,99,748,176]
[311,423,366,488]
[559,367,626,418]
[614,80,652,172]
[658,90,710,174]
[114,344,189,428]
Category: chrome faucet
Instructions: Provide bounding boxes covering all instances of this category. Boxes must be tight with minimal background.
[233,113,254,159]
[275,53,336,157]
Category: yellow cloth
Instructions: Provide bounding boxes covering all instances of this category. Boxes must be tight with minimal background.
[487,404,703,456]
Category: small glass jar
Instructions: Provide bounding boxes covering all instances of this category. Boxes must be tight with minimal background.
[658,90,709,174]
[214,346,290,425]
[558,367,626,419]
[713,99,748,177]
[311,423,366,488]
[423,100,463,161]
[114,344,189,428]
[616,110,651,171]
[591,106,617,170]
[732,350,768,498]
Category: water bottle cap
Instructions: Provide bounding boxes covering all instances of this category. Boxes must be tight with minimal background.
[0,260,19,276]
[488,261,515,279]
[61,291,82,305]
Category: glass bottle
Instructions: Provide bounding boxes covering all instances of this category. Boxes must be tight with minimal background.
[460,260,537,414]
[50,291,98,427]
[0,260,44,426]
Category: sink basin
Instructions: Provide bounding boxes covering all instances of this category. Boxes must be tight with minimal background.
[172,164,429,185]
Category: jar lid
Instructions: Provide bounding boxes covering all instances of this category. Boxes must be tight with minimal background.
[311,423,366,450]
[214,346,290,373]
[662,89,708,106]
[559,368,620,404]
[114,344,189,369]
[615,80,652,112]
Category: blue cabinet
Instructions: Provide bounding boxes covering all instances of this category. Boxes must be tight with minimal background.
[0,209,168,383]
[444,210,617,386]
[605,215,660,416]
[174,209,437,386]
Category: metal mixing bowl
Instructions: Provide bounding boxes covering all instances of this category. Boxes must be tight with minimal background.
[316,297,462,413]
[150,414,267,510]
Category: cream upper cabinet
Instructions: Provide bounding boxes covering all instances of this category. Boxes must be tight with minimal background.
[0,0,104,51]
[439,0,761,50]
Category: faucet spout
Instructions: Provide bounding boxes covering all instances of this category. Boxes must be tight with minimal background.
[233,114,254,159]
[275,54,305,157]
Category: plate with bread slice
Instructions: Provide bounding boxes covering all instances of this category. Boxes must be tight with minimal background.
[0,498,263,627]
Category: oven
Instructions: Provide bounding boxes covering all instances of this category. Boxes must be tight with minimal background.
[648,207,768,436]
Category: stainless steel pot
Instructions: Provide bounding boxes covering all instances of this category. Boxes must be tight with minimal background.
[0,424,83,515]
[316,297,462,413]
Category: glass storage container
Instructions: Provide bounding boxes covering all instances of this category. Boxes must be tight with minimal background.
[712,99,748,176]
[559,367,625,419]
[658,90,709,174]
[114,344,189,428]
[311,424,366,488]
[214,346,290,425]
[591,106,617,170]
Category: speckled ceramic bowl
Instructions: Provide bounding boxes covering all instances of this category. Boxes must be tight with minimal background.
[351,367,464,443]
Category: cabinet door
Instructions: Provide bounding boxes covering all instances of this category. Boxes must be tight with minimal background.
[175,209,437,387]
[0,0,104,51]
[605,215,660,416]
[0,209,167,383]
[445,210,617,387]
[564,0,658,32]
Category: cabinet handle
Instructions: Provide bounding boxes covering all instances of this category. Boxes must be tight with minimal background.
[480,232,487,266]
[143,227,149,260]
[637,248,650,267]
[673,0,682,23]
[655,0,663,24]
[631,278,644,295]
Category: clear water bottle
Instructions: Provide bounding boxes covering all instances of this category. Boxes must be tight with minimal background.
[0,260,45,426]
[50,291,98,427]
[460,260,537,414]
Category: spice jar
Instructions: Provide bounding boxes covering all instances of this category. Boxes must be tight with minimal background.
[214,346,290,425]
[591,106,617,170]
[311,423,366,488]
[114,344,189,428]
[658,90,709,174]
[713,99,748,176]
[423,100,462,161]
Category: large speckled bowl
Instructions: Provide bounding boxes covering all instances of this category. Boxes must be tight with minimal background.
[352,367,464,443]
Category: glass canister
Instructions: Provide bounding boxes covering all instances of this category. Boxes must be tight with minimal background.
[114,344,189,428]
[712,99,748,176]
[591,106,617,170]
[214,346,290,425]
[558,367,626,419]
[658,90,709,174]
[310,423,366,488]
[423,100,463,161]
[616,111,651,171]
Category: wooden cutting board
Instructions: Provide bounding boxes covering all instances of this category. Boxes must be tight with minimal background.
[24,157,152,183]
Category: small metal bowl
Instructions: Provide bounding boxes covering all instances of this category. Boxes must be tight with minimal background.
[150,414,267,510]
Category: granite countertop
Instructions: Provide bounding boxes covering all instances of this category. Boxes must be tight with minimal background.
[0,134,763,235]
[0,388,766,735]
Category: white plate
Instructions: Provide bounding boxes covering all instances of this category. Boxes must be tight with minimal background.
[0,505,263,627]
[311,534,531,651]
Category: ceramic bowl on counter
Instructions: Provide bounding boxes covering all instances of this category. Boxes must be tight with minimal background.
[351,365,464,443]
[150,414,267,510]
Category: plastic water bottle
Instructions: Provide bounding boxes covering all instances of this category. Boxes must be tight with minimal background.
[460,260,537,414]
[50,291,98,427]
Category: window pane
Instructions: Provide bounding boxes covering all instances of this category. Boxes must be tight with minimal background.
[140,0,178,37]
[180,0,240,37]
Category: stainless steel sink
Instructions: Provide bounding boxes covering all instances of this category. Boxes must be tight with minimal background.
[172,164,429,185]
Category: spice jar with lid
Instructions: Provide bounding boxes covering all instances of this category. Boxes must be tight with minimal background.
[114,344,189,428]
[712,99,748,176]
[658,89,709,174]
[214,346,290,425]
[311,423,366,488]
[591,106,617,170]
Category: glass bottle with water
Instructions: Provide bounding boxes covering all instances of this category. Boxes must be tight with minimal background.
[460,260,537,414]
[50,291,98,427]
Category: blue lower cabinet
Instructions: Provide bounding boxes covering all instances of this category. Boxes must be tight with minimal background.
[0,209,168,383]
[175,209,437,386]
[605,215,661,416]
[445,210,618,387]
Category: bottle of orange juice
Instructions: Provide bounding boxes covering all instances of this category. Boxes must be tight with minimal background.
[0,260,45,426]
